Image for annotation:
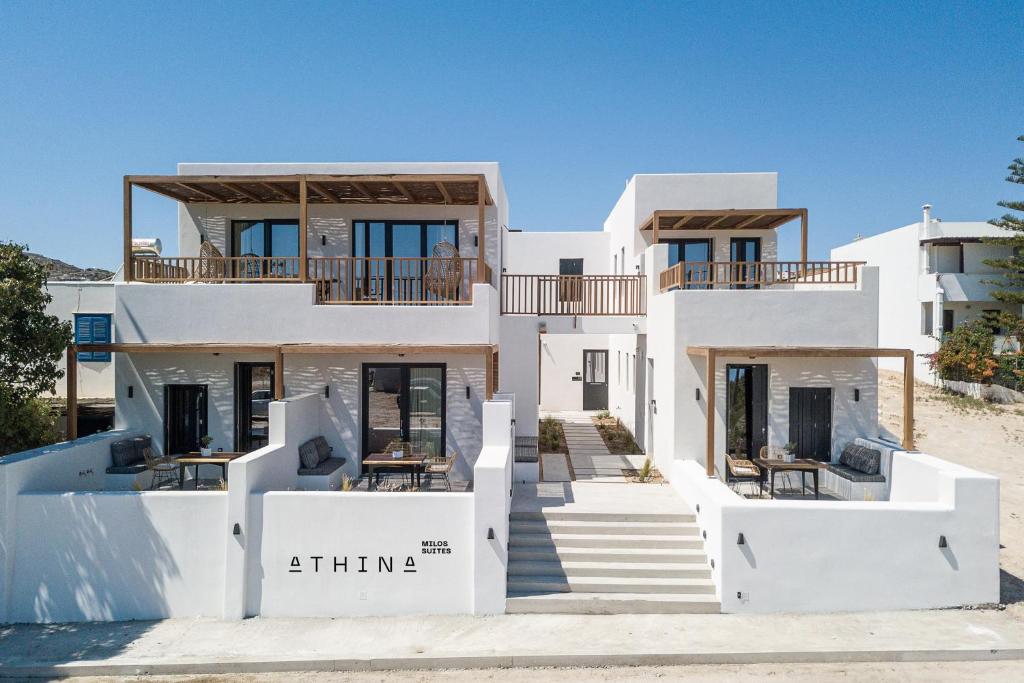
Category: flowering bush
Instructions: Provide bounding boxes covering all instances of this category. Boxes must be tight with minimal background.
[928,320,996,383]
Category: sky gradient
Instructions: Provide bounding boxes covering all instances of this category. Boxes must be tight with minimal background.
[2,1,1022,269]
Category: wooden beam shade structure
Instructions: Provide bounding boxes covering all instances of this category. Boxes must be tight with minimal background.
[274,347,284,400]
[641,208,806,238]
[687,345,916,478]
[477,177,486,283]
[66,345,78,441]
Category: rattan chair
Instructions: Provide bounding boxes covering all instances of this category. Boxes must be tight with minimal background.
[197,240,225,280]
[726,454,761,497]
[426,448,459,491]
[424,241,463,300]
[143,447,178,490]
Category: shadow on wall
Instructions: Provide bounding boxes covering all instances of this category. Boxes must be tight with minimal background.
[12,493,179,624]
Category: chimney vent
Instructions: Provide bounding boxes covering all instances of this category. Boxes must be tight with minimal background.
[922,204,932,226]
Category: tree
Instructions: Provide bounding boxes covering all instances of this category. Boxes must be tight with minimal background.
[983,135,1024,334]
[0,242,73,455]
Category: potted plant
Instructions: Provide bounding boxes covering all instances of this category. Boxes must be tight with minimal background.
[199,435,214,457]
[783,442,797,463]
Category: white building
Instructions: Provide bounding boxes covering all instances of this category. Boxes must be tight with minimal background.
[0,164,999,623]
[832,205,1021,379]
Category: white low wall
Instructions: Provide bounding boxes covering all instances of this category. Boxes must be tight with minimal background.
[7,491,226,623]
[941,379,1024,404]
[673,452,1000,613]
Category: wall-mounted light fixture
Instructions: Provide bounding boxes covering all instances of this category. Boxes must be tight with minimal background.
[324,385,330,399]
[854,388,860,402]
[473,235,479,247]
[321,234,327,246]
[695,388,701,401]
[487,528,495,540]
[127,385,134,398]
[939,535,948,548]
[537,321,547,333]
[465,386,471,399]
[233,523,241,536]
[737,533,745,545]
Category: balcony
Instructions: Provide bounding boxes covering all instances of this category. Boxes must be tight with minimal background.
[659,260,864,291]
[133,256,486,305]
[500,274,646,315]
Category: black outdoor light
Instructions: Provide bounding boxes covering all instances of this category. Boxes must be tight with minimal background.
[695,388,701,401]
[321,234,327,246]
[854,388,860,402]
[324,385,330,398]
[127,385,134,398]
[939,535,948,549]
[473,235,479,247]
[466,386,471,399]
[487,528,495,540]
[233,523,241,536]
[737,533,746,545]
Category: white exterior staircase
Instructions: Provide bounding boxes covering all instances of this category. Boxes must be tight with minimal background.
[505,508,720,614]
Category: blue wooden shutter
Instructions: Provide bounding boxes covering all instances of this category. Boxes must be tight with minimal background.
[75,314,111,362]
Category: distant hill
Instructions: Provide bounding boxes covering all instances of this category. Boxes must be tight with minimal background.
[27,252,114,281]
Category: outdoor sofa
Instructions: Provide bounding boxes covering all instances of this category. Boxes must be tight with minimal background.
[105,435,155,490]
[297,436,347,490]
[821,437,896,501]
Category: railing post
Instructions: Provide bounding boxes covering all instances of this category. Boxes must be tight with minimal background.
[123,176,133,283]
[299,178,308,283]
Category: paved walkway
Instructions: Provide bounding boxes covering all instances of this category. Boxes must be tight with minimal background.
[541,411,644,482]
[1,610,1022,676]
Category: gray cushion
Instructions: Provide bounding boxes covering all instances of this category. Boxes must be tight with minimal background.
[106,464,148,475]
[299,439,320,470]
[298,457,347,476]
[839,444,881,475]
[110,440,137,468]
[827,463,886,483]
[132,435,152,462]
[312,436,332,464]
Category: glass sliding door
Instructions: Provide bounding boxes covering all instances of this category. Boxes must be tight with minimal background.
[352,221,459,302]
[231,219,300,278]
[726,364,768,458]
[362,364,446,461]
[409,366,444,459]
[235,362,275,452]
[665,239,712,289]
[730,237,762,289]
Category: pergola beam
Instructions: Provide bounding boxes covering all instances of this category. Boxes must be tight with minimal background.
[176,183,224,202]
[307,181,340,203]
[66,344,78,441]
[436,181,453,204]
[123,176,133,282]
[392,182,415,202]
[228,183,265,202]
[477,177,487,283]
[261,182,297,202]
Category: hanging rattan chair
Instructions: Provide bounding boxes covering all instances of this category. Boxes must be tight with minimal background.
[197,240,225,280]
[424,240,463,300]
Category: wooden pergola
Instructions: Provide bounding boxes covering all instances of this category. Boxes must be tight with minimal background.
[124,173,494,284]
[65,342,496,440]
[686,345,914,477]
[639,208,809,262]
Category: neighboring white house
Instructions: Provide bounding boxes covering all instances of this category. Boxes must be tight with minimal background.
[832,205,1022,380]
[45,280,116,400]
[0,164,999,623]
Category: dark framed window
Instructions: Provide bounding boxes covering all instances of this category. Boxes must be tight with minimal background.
[231,219,300,258]
[75,314,111,362]
[559,258,583,275]
[361,363,447,461]
[942,309,955,335]
[730,237,762,290]
[664,239,713,289]
[352,220,458,258]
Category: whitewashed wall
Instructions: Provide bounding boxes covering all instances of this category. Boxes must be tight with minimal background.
[45,281,115,399]
[503,231,610,275]
[673,455,1000,613]
[114,283,496,346]
[539,333,609,411]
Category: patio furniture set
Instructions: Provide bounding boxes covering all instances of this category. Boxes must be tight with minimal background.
[725,440,887,500]
[365,439,459,491]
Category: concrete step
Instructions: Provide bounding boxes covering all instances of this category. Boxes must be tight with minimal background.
[505,592,720,615]
[506,576,717,595]
[508,533,704,550]
[507,560,712,579]
[509,520,699,536]
[508,546,708,564]
[509,510,695,523]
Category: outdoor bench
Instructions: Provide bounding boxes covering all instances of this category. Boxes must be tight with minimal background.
[297,436,347,490]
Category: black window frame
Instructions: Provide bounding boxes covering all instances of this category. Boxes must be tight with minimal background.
[360,362,447,463]
[230,219,300,258]
[351,220,460,258]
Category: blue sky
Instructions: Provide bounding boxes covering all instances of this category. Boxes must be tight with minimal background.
[1,1,1021,269]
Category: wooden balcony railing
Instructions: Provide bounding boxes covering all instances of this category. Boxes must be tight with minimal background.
[309,256,479,304]
[132,256,301,282]
[501,275,646,316]
[658,261,864,291]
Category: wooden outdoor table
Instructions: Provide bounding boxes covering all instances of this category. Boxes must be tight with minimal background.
[364,453,427,490]
[751,457,824,499]
[174,452,246,490]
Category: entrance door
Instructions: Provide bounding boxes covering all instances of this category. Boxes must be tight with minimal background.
[726,365,768,458]
[165,385,208,455]
[582,349,609,410]
[235,362,275,452]
[789,388,832,461]
[730,237,762,289]
[362,364,446,460]
[664,239,712,289]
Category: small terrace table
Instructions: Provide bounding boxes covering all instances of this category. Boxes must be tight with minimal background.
[364,453,427,490]
[751,457,823,499]
[174,452,246,490]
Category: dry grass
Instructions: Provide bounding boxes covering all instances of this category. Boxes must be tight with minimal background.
[538,417,568,454]
[592,416,643,455]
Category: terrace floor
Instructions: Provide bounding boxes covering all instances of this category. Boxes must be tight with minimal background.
[512,480,688,516]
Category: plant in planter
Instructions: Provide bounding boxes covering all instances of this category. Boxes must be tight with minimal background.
[199,435,214,457]
[783,442,798,463]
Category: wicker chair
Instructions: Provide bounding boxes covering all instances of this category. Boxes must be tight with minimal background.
[424,241,463,300]
[197,240,225,280]
[726,454,761,498]
[142,447,178,490]
[426,448,459,492]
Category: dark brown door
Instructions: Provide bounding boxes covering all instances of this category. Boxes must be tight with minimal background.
[582,349,608,410]
[789,388,832,461]
[235,362,275,452]
[165,385,208,455]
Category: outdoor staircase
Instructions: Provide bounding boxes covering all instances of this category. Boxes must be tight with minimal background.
[505,508,720,614]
